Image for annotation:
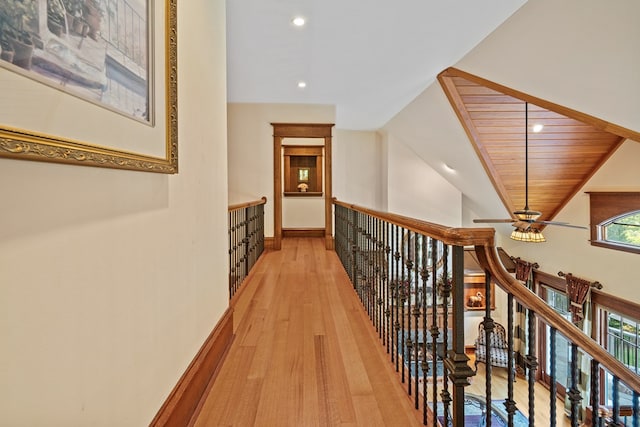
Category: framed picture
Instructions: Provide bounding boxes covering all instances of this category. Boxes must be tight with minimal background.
[464,275,496,311]
[0,0,177,173]
[298,168,309,182]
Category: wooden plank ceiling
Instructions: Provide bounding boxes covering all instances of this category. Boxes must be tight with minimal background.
[438,67,633,228]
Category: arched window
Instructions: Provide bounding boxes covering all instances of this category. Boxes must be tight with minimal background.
[588,192,640,254]
[601,211,640,247]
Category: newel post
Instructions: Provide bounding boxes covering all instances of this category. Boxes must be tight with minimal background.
[446,245,476,425]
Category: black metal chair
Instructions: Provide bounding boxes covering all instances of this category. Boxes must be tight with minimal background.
[474,321,509,369]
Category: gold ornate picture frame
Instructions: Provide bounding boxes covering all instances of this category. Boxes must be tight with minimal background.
[0,0,177,173]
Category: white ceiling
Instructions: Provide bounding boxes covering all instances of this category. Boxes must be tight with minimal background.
[226,0,527,130]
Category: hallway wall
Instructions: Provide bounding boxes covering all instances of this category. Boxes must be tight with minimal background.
[0,2,229,426]
[227,103,386,235]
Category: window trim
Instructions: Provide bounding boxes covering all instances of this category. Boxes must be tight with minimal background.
[587,192,640,255]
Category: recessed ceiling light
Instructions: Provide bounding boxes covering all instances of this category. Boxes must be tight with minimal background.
[533,123,544,133]
[297,81,307,89]
[292,16,305,27]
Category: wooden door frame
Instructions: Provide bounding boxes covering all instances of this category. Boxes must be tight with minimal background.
[272,123,334,250]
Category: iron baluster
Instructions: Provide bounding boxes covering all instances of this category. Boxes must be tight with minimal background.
[633,389,639,427]
[590,359,600,427]
[420,234,429,424]
[385,222,391,354]
[484,270,494,427]
[440,244,452,427]
[506,292,518,426]
[526,309,538,427]
[400,228,407,384]
[393,224,400,369]
[550,327,557,427]
[228,210,233,297]
[430,238,440,427]
[413,232,420,408]
[568,343,582,427]
[448,245,473,427]
[612,376,620,426]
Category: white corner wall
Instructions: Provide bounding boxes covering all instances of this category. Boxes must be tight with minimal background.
[0,2,229,426]
[384,133,462,227]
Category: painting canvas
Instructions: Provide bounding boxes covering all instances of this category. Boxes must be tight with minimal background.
[0,0,177,173]
[0,0,149,121]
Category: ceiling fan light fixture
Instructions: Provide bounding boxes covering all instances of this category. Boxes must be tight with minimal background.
[510,227,546,243]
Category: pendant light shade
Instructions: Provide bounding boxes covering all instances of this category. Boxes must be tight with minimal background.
[510,227,546,243]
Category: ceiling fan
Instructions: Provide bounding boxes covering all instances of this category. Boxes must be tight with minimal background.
[473,102,587,241]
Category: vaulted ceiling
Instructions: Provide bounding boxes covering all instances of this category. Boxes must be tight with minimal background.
[226,0,527,130]
[438,67,639,228]
[226,2,640,228]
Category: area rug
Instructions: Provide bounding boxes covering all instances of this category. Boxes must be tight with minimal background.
[434,397,528,427]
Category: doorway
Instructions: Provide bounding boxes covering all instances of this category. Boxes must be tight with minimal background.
[271,123,334,250]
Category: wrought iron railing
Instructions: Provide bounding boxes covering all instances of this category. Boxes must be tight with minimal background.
[333,198,640,426]
[228,197,266,299]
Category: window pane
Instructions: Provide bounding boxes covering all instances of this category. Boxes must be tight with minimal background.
[605,211,640,246]
[603,310,640,408]
[544,287,571,389]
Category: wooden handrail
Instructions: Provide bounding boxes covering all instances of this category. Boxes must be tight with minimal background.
[333,198,640,394]
[474,244,640,393]
[228,196,267,212]
[333,199,496,246]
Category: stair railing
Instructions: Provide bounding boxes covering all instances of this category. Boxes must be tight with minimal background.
[333,198,640,426]
[228,197,266,299]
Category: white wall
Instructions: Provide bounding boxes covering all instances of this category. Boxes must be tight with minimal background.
[333,129,384,210]
[0,2,229,426]
[384,133,462,227]
[282,198,326,228]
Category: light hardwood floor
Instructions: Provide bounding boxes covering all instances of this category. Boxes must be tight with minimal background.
[193,238,573,426]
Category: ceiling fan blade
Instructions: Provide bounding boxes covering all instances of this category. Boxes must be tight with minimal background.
[513,221,533,230]
[473,219,516,224]
[536,221,588,229]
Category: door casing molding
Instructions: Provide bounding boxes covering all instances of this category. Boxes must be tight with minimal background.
[271,123,334,250]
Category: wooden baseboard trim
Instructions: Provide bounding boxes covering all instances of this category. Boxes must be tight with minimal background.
[282,228,325,238]
[264,237,275,250]
[150,308,234,427]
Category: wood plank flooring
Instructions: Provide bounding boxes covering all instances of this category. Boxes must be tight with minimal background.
[194,238,423,426]
[194,237,574,426]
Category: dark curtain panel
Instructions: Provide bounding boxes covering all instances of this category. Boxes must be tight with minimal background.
[565,273,592,323]
[514,258,536,373]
